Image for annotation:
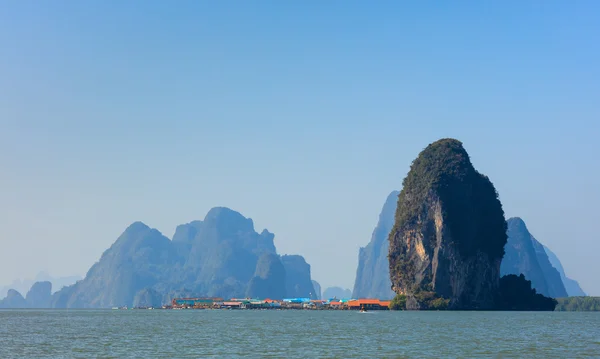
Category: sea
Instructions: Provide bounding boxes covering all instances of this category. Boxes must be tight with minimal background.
[0,310,598,358]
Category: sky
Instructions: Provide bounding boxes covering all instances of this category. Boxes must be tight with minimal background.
[1,1,599,295]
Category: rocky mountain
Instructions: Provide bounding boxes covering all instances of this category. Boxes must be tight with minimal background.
[388,139,508,310]
[26,281,52,308]
[543,245,586,296]
[50,207,315,308]
[133,288,163,308]
[501,218,550,296]
[0,289,27,308]
[281,255,317,299]
[246,253,287,299]
[311,280,321,300]
[323,287,352,300]
[51,222,180,308]
[501,218,567,298]
[352,191,398,300]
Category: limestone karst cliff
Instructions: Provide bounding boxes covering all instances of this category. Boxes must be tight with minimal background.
[352,191,398,299]
[388,139,507,310]
[543,245,586,296]
[501,217,568,298]
[50,207,315,308]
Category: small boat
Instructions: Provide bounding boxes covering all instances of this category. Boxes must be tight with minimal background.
[359,306,367,313]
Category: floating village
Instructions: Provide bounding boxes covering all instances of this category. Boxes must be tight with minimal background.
[125,297,392,311]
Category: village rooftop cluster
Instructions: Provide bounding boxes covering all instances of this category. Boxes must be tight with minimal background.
[128,297,392,310]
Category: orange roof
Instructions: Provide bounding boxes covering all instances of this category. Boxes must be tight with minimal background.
[329,301,342,306]
[347,299,388,307]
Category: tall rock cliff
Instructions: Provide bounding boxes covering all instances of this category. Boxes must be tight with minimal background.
[501,218,550,296]
[311,280,322,300]
[246,253,287,299]
[501,218,567,298]
[178,207,278,298]
[352,191,398,299]
[51,222,181,308]
[531,237,568,298]
[543,245,586,296]
[133,288,163,308]
[388,139,507,310]
[0,289,27,308]
[280,255,317,299]
[26,281,52,308]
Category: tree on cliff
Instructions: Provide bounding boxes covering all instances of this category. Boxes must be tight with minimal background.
[496,274,557,311]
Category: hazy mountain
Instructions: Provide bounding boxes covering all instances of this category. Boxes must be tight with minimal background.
[133,288,163,308]
[0,272,81,298]
[352,191,398,300]
[50,221,180,308]
[543,245,586,296]
[25,281,52,308]
[246,253,286,299]
[281,255,317,299]
[501,218,568,298]
[311,280,321,300]
[50,207,314,308]
[0,289,27,308]
[323,287,352,300]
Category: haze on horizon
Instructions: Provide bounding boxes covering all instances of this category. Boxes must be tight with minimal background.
[1,2,598,295]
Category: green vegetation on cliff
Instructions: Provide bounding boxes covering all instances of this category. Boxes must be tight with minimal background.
[495,274,557,311]
[389,294,406,310]
[389,292,449,310]
[393,139,506,259]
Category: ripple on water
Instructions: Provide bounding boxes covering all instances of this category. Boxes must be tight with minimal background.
[0,310,599,358]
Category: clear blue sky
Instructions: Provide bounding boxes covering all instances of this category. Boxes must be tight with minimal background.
[1,1,599,294]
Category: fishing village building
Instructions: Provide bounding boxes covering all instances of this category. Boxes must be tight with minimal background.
[167,297,391,310]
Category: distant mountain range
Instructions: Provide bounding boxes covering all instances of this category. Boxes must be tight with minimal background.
[1,207,317,308]
[322,287,352,300]
[1,199,586,308]
[353,191,585,299]
[0,272,81,298]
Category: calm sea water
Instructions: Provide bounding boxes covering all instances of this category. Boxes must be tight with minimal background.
[0,310,598,358]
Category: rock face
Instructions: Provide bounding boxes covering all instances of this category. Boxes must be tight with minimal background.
[26,281,52,308]
[352,191,398,300]
[246,253,286,299]
[0,289,27,308]
[543,245,586,296]
[323,287,352,300]
[501,218,568,298]
[133,288,163,308]
[388,139,507,310]
[311,280,321,300]
[280,255,317,299]
[51,207,315,308]
[51,222,180,308]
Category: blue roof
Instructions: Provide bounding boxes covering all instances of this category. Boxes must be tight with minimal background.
[283,298,311,303]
